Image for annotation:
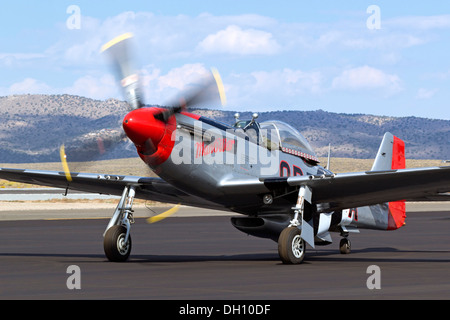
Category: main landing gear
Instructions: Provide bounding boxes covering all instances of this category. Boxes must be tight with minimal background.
[278,186,313,265]
[103,185,136,262]
[278,227,306,264]
[277,186,353,264]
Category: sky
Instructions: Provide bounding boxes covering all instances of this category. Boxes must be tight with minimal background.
[1,1,450,120]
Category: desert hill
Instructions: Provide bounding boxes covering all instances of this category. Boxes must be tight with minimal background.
[0,94,448,163]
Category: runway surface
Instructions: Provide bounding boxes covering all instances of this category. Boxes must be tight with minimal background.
[0,207,449,300]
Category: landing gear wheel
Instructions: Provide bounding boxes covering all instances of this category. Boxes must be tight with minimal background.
[339,238,351,254]
[104,225,132,262]
[278,227,306,264]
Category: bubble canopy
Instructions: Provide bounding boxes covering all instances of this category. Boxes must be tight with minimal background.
[260,120,319,162]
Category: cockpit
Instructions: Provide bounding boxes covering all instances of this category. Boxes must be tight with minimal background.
[233,113,319,163]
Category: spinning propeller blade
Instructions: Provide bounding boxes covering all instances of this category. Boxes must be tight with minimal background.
[146,204,181,224]
[101,32,144,110]
[154,67,227,122]
[58,128,128,180]
[212,67,227,107]
[59,144,72,182]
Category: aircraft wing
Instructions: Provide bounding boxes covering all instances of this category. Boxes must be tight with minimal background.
[260,165,450,212]
[407,193,450,201]
[1,165,449,214]
[0,167,226,211]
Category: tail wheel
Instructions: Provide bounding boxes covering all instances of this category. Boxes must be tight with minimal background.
[104,225,132,262]
[278,227,306,264]
[339,238,351,254]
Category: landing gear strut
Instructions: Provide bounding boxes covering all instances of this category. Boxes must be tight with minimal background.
[338,227,353,255]
[103,185,136,262]
[278,186,314,264]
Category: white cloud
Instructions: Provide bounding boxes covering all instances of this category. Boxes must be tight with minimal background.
[63,38,104,64]
[3,75,118,101]
[197,13,277,29]
[7,78,52,95]
[332,66,402,94]
[252,68,322,94]
[155,63,209,91]
[387,15,450,30]
[29,11,450,71]
[46,12,278,66]
[1,64,215,105]
[225,68,323,109]
[139,63,213,105]
[64,74,117,99]
[416,88,439,100]
[198,25,280,55]
[0,53,46,68]
[3,10,449,120]
[341,33,427,50]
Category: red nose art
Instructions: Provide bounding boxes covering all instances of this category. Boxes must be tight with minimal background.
[123,108,176,167]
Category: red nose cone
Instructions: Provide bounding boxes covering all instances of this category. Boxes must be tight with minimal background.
[123,108,165,149]
[123,107,176,167]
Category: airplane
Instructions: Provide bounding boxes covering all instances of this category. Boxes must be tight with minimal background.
[0,33,449,264]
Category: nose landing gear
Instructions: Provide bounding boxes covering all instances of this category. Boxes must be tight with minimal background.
[103,185,136,262]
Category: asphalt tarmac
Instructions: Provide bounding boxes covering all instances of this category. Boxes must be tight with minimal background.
[0,206,449,300]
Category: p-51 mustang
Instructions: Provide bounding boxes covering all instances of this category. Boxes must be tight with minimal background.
[1,34,449,264]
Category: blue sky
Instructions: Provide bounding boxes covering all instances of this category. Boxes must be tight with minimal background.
[1,1,450,119]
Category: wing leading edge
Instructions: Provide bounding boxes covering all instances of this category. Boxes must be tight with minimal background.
[0,168,226,211]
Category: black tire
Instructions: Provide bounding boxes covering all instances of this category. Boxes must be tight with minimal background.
[104,225,132,262]
[278,227,306,264]
[339,238,351,254]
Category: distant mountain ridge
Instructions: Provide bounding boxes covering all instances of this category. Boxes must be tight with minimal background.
[0,94,448,163]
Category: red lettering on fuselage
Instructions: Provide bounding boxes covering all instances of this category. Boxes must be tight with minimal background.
[280,161,290,177]
[279,161,304,177]
[195,138,235,158]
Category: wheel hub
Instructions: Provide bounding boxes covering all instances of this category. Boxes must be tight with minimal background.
[292,235,304,258]
[117,234,130,255]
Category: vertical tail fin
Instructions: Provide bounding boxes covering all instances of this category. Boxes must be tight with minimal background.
[371,132,405,171]
[371,132,406,230]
